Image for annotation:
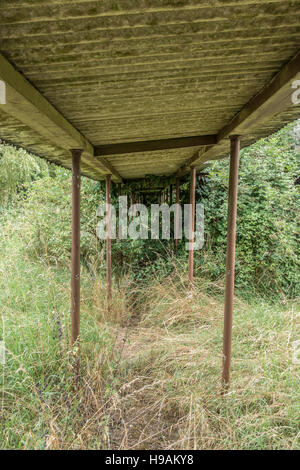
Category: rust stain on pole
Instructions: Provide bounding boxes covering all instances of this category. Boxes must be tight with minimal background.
[117,182,121,238]
[222,136,240,392]
[175,177,180,253]
[117,182,123,267]
[188,167,196,289]
[71,149,82,347]
[106,174,112,309]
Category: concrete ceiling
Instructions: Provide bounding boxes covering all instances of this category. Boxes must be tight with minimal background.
[0,0,300,181]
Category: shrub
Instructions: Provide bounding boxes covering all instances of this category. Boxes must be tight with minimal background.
[195,123,300,297]
[21,167,103,265]
[0,144,48,207]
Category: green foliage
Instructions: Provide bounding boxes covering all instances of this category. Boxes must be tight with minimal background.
[0,125,299,448]
[0,218,114,449]
[0,218,299,449]
[21,165,102,265]
[196,123,300,297]
[0,121,299,298]
[0,144,48,207]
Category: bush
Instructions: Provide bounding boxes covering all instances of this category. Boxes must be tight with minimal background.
[20,166,103,265]
[195,123,300,297]
[1,121,299,298]
[0,144,48,207]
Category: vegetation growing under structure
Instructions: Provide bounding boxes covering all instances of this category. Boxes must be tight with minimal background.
[0,122,299,449]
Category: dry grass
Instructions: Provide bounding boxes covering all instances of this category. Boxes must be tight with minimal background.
[0,227,299,449]
[77,271,299,450]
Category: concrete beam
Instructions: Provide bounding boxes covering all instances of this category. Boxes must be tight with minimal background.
[0,53,122,182]
[178,49,300,173]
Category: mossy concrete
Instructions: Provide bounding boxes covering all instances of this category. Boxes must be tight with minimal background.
[0,1,300,180]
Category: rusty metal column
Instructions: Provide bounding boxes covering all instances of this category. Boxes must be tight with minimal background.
[188,167,196,289]
[175,177,180,253]
[222,135,240,391]
[71,149,82,346]
[117,183,123,267]
[106,175,112,308]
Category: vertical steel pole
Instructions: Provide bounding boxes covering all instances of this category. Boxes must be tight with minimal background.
[117,182,121,238]
[117,183,123,267]
[71,149,82,347]
[222,136,240,391]
[188,167,196,289]
[175,177,180,253]
[106,175,112,308]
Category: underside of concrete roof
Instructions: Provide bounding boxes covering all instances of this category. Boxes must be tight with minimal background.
[0,0,300,182]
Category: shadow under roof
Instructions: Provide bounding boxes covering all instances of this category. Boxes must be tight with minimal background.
[0,0,300,182]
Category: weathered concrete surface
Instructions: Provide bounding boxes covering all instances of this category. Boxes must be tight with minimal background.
[0,1,300,179]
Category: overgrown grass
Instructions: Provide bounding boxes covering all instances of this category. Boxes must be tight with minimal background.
[0,212,299,450]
